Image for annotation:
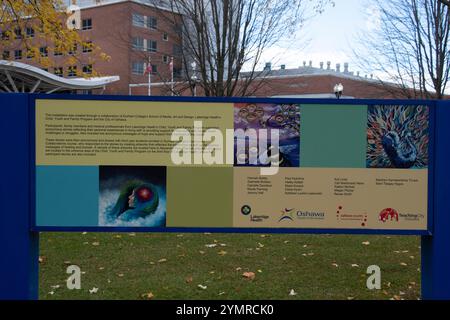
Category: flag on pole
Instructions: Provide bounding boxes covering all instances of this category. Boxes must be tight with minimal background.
[169,57,174,73]
[144,63,152,75]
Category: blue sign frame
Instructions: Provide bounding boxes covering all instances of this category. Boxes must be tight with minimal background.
[1,93,448,300]
[29,94,435,235]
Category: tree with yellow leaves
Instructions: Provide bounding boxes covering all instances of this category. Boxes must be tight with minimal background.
[0,0,109,77]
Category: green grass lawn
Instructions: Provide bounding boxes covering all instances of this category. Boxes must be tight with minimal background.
[39,232,421,300]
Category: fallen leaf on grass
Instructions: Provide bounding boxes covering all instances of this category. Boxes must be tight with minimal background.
[198,284,207,290]
[117,273,124,277]
[258,243,265,248]
[218,292,226,295]
[92,242,100,246]
[128,233,136,237]
[186,277,193,283]
[362,241,370,246]
[351,264,359,267]
[289,289,297,296]
[51,285,60,289]
[218,250,227,256]
[199,251,205,254]
[158,258,167,263]
[257,269,263,273]
[141,292,154,300]
[48,291,55,295]
[205,244,217,248]
[235,267,242,271]
[331,263,339,268]
[400,262,408,266]
[89,287,98,294]
[242,272,256,280]
[82,232,87,235]
[38,256,46,264]
[347,297,354,300]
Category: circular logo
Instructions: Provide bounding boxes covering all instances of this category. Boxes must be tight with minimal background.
[241,205,251,215]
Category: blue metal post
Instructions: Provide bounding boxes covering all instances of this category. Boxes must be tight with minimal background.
[0,94,39,300]
[422,100,450,300]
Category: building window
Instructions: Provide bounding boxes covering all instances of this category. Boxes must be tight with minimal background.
[26,27,35,38]
[146,16,157,29]
[2,51,10,59]
[82,64,93,74]
[69,43,77,55]
[82,41,93,53]
[14,50,22,60]
[163,33,168,41]
[1,31,10,40]
[132,13,145,28]
[54,67,63,77]
[67,66,77,77]
[162,55,169,64]
[132,61,145,75]
[14,28,22,39]
[53,47,63,56]
[151,64,157,74]
[26,49,34,59]
[132,37,145,51]
[147,40,157,53]
[40,46,48,57]
[82,18,92,30]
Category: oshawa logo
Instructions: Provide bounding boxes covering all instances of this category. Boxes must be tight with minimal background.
[278,208,325,222]
[278,208,295,222]
[379,208,399,222]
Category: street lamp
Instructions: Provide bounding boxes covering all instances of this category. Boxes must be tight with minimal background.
[334,83,343,99]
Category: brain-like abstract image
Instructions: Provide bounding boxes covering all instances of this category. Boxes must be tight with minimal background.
[99,166,166,227]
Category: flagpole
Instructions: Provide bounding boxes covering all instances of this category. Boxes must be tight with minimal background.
[170,57,174,96]
[148,57,151,96]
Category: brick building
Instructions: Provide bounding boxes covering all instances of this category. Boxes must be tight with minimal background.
[1,0,183,95]
[147,60,418,99]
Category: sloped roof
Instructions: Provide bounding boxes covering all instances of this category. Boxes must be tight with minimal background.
[0,60,119,93]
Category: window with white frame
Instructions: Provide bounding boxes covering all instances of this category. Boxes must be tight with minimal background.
[132,37,145,51]
[132,61,145,75]
[147,40,157,52]
[132,13,145,28]
[147,16,157,29]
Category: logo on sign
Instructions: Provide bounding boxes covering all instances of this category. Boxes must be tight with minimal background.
[379,208,399,222]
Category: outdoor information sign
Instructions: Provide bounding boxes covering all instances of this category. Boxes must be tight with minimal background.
[0,94,449,300]
[34,99,430,233]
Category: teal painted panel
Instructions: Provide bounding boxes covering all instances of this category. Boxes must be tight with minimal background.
[300,104,367,168]
[36,166,99,226]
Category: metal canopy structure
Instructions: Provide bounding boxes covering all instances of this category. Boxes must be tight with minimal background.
[0,60,119,94]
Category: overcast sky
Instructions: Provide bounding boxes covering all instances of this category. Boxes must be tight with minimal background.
[256,0,380,75]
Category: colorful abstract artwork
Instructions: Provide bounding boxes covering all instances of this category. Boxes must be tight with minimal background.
[367,105,429,168]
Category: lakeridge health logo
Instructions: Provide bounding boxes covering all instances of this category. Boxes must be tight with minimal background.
[241,205,251,215]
